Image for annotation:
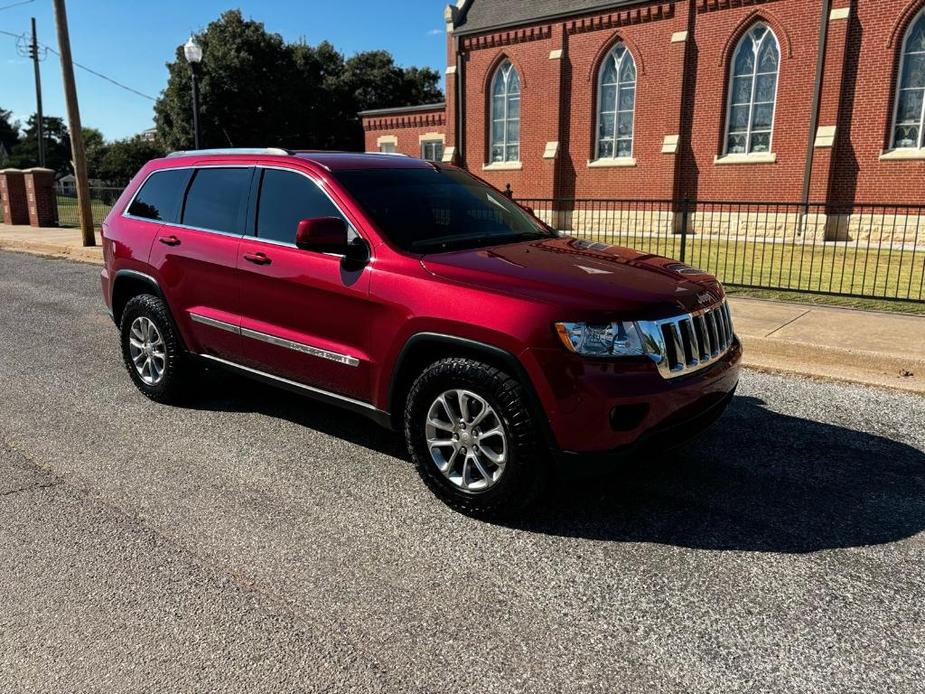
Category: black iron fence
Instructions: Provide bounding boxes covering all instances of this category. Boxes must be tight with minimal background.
[516,198,925,303]
[55,187,123,228]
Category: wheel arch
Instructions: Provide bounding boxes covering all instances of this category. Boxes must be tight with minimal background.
[111,270,165,325]
[387,333,553,446]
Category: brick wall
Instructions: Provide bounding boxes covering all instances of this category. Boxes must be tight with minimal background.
[360,0,925,207]
[361,107,447,158]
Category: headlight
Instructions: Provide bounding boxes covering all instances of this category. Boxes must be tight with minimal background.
[554,321,646,357]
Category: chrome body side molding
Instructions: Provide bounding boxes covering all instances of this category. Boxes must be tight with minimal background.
[189,313,360,367]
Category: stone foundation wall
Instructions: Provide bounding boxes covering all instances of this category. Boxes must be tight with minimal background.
[532,206,925,248]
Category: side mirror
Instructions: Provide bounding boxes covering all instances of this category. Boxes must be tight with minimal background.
[295,217,349,253]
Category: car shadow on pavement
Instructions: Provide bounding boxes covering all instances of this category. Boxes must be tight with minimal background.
[511,395,925,553]
[184,372,924,554]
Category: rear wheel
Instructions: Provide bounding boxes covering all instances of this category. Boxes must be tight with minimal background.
[119,294,191,404]
[404,358,547,517]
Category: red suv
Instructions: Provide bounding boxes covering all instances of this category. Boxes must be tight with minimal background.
[101,149,741,515]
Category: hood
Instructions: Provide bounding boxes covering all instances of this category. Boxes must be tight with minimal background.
[421,236,725,319]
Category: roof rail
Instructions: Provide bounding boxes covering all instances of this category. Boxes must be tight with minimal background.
[166,147,291,158]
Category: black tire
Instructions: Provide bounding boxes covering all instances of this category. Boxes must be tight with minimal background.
[403,357,548,517]
[119,294,191,404]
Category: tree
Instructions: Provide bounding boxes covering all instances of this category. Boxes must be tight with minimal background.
[99,137,165,185]
[0,108,19,155]
[155,10,303,150]
[334,51,443,146]
[154,10,443,151]
[8,115,71,175]
[82,127,108,180]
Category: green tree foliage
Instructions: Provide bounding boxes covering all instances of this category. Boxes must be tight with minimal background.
[82,127,107,179]
[8,115,72,175]
[100,137,166,184]
[154,10,443,151]
[0,108,20,157]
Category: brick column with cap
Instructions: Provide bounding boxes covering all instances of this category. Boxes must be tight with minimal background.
[23,168,58,227]
[0,169,30,225]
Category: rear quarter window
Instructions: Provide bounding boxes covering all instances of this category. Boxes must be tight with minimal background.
[126,169,192,223]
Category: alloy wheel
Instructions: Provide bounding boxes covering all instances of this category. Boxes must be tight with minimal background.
[128,316,167,386]
[425,389,508,493]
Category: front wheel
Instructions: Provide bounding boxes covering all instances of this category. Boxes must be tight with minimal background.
[403,358,548,517]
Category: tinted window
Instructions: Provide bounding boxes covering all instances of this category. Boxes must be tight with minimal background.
[333,167,553,253]
[256,169,347,244]
[182,167,252,234]
[127,169,192,223]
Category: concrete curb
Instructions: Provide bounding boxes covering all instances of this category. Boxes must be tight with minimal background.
[0,238,102,264]
[740,335,925,394]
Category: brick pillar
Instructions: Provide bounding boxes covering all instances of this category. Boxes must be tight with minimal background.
[0,169,30,225]
[23,167,58,227]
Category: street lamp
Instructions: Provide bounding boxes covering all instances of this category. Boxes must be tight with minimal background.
[184,35,203,149]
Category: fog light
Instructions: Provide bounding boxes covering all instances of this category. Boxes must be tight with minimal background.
[609,404,649,432]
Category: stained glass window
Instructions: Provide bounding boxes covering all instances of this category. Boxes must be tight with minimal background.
[725,23,780,155]
[892,10,925,149]
[490,61,521,163]
[596,43,637,160]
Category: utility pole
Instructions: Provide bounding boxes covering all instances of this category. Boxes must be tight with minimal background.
[52,0,94,246]
[29,17,45,167]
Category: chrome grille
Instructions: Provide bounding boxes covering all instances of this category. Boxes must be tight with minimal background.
[637,299,735,379]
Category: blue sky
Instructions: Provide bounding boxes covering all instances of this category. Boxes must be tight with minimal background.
[0,0,447,141]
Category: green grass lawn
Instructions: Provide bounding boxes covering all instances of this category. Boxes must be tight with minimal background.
[57,195,115,228]
[577,231,925,313]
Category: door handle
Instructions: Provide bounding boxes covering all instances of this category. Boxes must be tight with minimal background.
[159,235,181,247]
[244,252,271,265]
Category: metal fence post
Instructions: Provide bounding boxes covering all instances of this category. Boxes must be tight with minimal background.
[679,197,689,263]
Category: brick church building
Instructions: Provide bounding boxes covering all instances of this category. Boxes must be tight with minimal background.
[361,0,925,209]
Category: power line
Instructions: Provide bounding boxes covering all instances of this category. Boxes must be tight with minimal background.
[1,27,157,101]
[45,46,157,101]
[0,0,35,12]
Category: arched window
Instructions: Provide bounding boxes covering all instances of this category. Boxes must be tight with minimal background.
[596,43,637,160]
[892,9,925,149]
[724,23,780,155]
[490,60,521,163]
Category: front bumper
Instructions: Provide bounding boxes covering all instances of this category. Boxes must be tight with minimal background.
[524,337,742,455]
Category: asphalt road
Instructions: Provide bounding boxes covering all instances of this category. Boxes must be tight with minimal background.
[0,249,923,693]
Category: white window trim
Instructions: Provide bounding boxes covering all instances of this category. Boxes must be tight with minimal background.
[587,157,637,168]
[722,23,781,157]
[879,148,925,161]
[714,152,777,165]
[489,61,522,165]
[888,8,925,152]
[594,43,637,161]
[482,161,523,171]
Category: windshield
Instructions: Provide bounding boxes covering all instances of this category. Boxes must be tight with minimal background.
[332,166,555,253]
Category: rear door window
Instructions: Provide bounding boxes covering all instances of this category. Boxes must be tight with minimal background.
[181,167,252,235]
[127,168,192,223]
[256,168,349,244]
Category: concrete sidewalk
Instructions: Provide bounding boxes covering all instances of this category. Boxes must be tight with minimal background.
[2,223,924,393]
[0,223,102,263]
